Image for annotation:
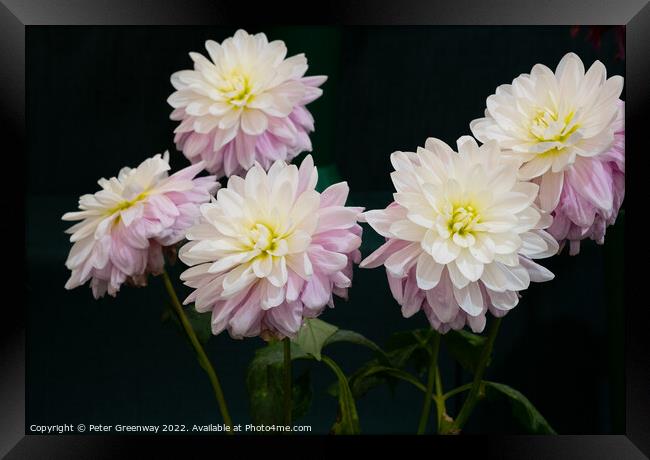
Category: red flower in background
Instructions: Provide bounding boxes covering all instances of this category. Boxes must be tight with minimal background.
[571,26,625,60]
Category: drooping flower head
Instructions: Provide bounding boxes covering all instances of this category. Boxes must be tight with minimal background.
[168,29,327,179]
[360,137,558,333]
[470,52,624,254]
[63,152,219,298]
[178,155,363,340]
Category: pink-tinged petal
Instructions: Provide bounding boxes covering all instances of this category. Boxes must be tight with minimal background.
[560,182,597,227]
[286,253,313,280]
[312,229,361,254]
[454,251,484,282]
[228,296,264,339]
[360,238,410,269]
[400,274,425,318]
[260,280,286,309]
[480,261,528,292]
[425,270,459,323]
[308,245,348,274]
[301,273,330,309]
[385,242,422,278]
[183,133,211,158]
[316,206,359,232]
[285,272,305,302]
[320,182,350,207]
[467,313,487,333]
[300,75,328,88]
[289,105,314,131]
[539,171,564,212]
[446,261,470,289]
[361,203,407,238]
[567,157,613,211]
[265,301,303,338]
[65,237,95,269]
[453,282,484,316]
[233,132,257,169]
[415,252,443,290]
[194,275,226,311]
[388,219,427,242]
[487,288,519,310]
[208,286,247,337]
[296,154,318,195]
[518,257,554,282]
[387,272,405,304]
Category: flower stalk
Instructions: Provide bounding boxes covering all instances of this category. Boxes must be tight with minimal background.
[161,269,234,432]
[283,337,292,427]
[448,317,503,432]
[417,332,441,434]
[434,367,445,432]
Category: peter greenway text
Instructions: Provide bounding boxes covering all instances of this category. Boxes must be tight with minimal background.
[29,424,312,434]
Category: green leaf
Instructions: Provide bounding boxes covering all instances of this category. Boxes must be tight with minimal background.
[292,318,339,360]
[442,329,488,374]
[328,361,426,400]
[249,340,310,367]
[162,304,213,345]
[323,329,390,364]
[245,341,310,425]
[484,381,557,434]
[350,364,426,398]
[322,355,360,434]
[184,308,213,344]
[329,329,434,401]
[348,364,389,398]
[385,329,434,373]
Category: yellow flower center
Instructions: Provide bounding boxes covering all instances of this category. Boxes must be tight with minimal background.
[247,223,288,257]
[107,192,149,216]
[448,205,479,237]
[218,69,254,106]
[529,108,580,152]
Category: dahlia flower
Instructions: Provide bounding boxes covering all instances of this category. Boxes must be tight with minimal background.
[168,29,327,179]
[470,52,625,253]
[546,101,624,254]
[360,137,558,333]
[62,152,218,298]
[178,155,363,340]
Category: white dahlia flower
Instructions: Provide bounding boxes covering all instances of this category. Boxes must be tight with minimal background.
[470,53,625,254]
[168,29,327,178]
[62,153,218,298]
[360,137,558,333]
[178,155,363,340]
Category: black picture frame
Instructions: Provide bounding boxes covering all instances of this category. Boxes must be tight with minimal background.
[4,0,648,458]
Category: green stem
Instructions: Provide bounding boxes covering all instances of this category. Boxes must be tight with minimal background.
[434,366,445,433]
[283,337,292,427]
[416,332,441,434]
[161,270,234,433]
[442,383,473,401]
[450,317,502,432]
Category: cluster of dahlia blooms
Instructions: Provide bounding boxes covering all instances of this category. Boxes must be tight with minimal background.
[62,29,331,322]
[63,153,218,298]
[63,35,624,343]
[178,155,363,339]
[168,29,326,179]
[360,137,558,333]
[470,53,624,254]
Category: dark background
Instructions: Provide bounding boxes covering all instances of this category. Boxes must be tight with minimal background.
[26,26,625,434]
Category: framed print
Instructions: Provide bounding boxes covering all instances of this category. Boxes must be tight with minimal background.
[3,0,649,458]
